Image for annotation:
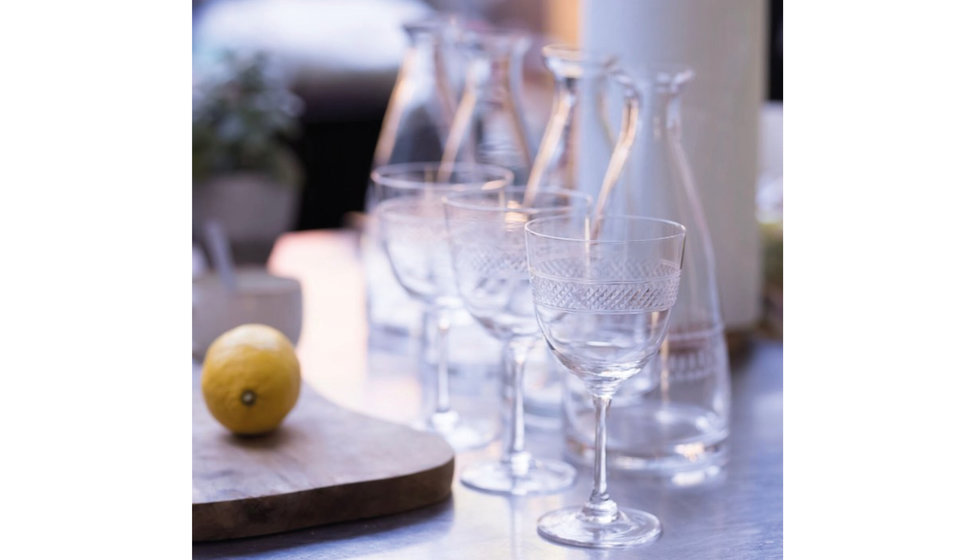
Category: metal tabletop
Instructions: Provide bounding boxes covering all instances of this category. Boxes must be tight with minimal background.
[192,231,783,559]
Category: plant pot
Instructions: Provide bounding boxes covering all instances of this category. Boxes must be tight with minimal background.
[193,172,300,264]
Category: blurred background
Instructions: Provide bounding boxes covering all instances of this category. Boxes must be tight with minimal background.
[191,0,783,338]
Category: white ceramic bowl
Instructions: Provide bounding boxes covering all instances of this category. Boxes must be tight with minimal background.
[193,267,303,359]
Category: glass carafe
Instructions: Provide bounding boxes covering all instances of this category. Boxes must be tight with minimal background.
[563,66,732,476]
[525,45,639,208]
[521,44,641,421]
[373,17,459,169]
[441,28,533,184]
[364,16,460,340]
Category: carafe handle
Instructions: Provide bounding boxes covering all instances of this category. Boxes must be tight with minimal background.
[591,68,641,236]
[523,82,574,204]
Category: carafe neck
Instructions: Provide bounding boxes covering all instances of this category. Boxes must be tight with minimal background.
[644,69,693,140]
[462,31,528,89]
[402,19,458,123]
[403,23,446,73]
[542,45,616,97]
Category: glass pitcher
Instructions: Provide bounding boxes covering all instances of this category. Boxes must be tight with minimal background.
[372,16,460,169]
[441,28,533,184]
[525,44,640,210]
[521,44,642,421]
[563,66,732,476]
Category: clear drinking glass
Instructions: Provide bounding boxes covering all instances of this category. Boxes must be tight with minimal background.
[526,215,686,548]
[443,187,592,495]
[373,162,512,450]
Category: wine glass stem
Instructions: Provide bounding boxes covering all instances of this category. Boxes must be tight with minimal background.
[583,394,619,524]
[434,306,453,415]
[502,337,535,474]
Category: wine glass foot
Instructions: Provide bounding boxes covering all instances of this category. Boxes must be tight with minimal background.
[416,412,496,452]
[461,458,576,495]
[537,506,662,549]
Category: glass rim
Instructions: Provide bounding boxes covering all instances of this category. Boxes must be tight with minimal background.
[541,43,616,70]
[442,187,593,213]
[370,162,514,191]
[621,62,695,88]
[402,14,453,34]
[460,27,531,51]
[524,214,686,243]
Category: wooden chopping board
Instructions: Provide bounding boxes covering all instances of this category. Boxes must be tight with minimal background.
[192,367,455,541]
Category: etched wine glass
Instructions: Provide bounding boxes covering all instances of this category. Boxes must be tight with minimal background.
[525,215,686,548]
[443,187,592,495]
[373,162,512,450]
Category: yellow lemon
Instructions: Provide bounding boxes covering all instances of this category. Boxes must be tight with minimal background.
[201,324,301,435]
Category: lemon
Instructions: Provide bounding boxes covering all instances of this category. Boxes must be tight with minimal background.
[201,324,301,435]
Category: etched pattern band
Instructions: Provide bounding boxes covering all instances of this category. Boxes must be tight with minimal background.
[530,258,681,312]
[451,242,528,279]
[662,326,727,382]
[382,206,447,245]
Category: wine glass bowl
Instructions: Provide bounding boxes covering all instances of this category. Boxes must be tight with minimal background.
[377,197,459,304]
[445,190,592,335]
[529,253,682,391]
[525,214,685,547]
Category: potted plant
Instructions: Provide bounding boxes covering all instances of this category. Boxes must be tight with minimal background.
[193,51,304,263]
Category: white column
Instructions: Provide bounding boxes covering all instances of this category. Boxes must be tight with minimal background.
[581,0,766,331]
